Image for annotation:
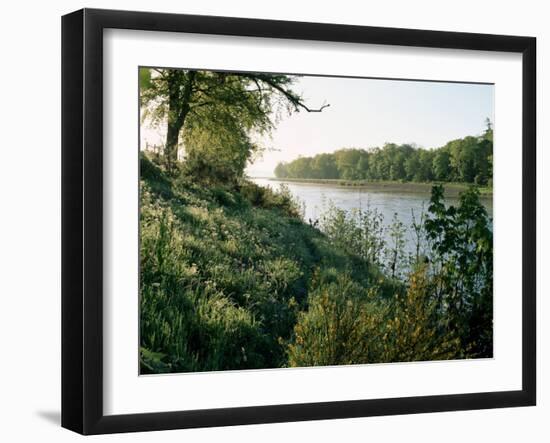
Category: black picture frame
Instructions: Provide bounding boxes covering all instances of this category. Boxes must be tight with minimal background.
[62,8,536,435]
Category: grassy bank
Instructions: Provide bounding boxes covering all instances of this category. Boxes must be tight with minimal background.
[265,177,493,197]
[140,153,492,374]
[139,155,401,373]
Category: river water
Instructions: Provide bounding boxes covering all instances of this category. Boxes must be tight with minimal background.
[252,177,493,257]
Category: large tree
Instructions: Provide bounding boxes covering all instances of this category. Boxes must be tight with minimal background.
[140,68,329,174]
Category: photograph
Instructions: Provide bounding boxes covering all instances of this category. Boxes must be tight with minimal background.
[138,66,494,375]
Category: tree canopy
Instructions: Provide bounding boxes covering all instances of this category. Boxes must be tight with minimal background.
[274,122,493,185]
[140,67,328,178]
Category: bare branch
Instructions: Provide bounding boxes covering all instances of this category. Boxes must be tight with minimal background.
[242,74,330,113]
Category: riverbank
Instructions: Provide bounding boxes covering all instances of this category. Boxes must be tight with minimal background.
[264,177,492,198]
[140,154,493,373]
[139,155,398,374]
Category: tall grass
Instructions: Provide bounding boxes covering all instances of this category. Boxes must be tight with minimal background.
[140,153,492,373]
[139,154,388,372]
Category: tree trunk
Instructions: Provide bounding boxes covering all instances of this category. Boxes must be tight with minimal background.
[164,114,181,170]
[164,71,196,171]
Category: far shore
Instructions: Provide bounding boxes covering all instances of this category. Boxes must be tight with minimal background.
[255,177,493,198]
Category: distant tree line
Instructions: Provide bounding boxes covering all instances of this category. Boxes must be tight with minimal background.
[274,121,493,186]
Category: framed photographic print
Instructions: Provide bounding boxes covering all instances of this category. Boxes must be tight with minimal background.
[61,8,536,435]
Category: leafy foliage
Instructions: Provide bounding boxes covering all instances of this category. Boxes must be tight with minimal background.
[424,185,493,357]
[288,272,383,367]
[139,153,493,373]
[274,123,493,185]
[288,265,461,366]
[140,67,327,178]
[139,154,389,372]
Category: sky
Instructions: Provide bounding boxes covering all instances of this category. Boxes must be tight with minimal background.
[141,75,494,178]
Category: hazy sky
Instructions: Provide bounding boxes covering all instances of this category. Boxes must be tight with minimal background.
[247,76,494,177]
[141,75,494,177]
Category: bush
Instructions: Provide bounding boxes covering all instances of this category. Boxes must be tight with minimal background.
[379,265,461,362]
[288,272,382,367]
[238,181,303,218]
[425,185,493,357]
[288,266,461,367]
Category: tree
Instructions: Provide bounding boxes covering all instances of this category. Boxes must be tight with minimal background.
[140,68,329,174]
[424,185,493,357]
[432,148,451,181]
[290,157,314,178]
[449,136,478,183]
[334,149,364,180]
[182,122,258,183]
[417,149,435,182]
[404,151,421,181]
[275,125,491,185]
[312,153,339,179]
[484,117,493,139]
[473,118,493,185]
[356,152,369,179]
[274,162,289,178]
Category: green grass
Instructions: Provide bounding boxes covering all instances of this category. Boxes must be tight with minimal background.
[139,154,398,373]
[139,153,491,373]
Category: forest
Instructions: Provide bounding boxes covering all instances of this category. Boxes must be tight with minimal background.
[274,126,493,186]
[139,67,493,373]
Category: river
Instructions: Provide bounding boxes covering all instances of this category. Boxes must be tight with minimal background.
[252,177,493,257]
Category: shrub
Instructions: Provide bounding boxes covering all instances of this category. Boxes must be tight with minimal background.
[379,265,461,362]
[288,272,382,367]
[425,185,493,357]
[288,266,461,367]
[239,181,303,218]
